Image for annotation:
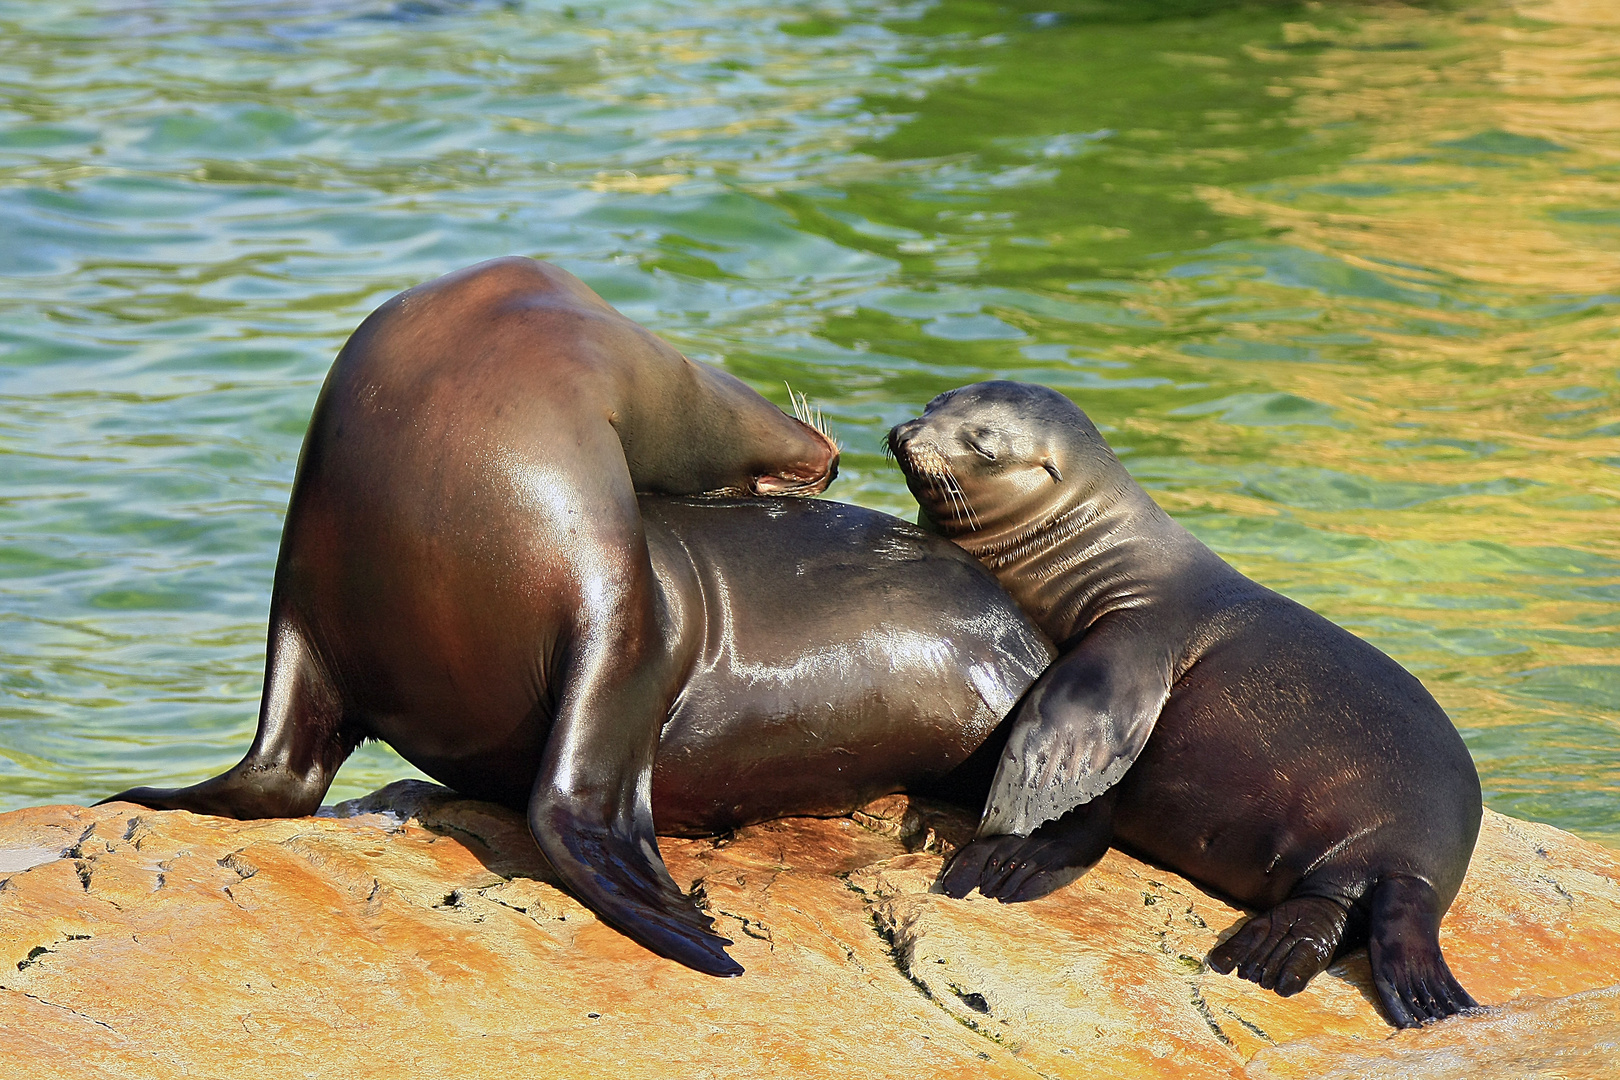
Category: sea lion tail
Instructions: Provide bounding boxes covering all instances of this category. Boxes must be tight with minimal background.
[1367,874,1479,1027]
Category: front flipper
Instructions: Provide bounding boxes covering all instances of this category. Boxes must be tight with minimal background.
[526,539,741,977]
[979,613,1174,837]
[530,797,741,976]
[940,788,1117,902]
[947,612,1173,901]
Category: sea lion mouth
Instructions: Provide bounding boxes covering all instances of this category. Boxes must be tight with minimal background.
[750,465,835,497]
[750,423,840,496]
[887,425,981,531]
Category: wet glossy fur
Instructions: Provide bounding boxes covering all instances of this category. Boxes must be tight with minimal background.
[890,380,1482,1027]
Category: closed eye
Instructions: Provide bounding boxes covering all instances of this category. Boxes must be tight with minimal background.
[965,436,996,461]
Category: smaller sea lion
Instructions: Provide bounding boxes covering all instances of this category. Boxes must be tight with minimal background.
[888,381,1482,1028]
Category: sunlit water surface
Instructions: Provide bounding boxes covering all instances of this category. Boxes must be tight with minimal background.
[2,0,1616,845]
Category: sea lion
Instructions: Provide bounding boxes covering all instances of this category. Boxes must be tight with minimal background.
[109,495,1052,974]
[103,256,849,976]
[888,381,1482,1028]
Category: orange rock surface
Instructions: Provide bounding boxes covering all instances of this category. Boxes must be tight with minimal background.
[2,783,1616,1078]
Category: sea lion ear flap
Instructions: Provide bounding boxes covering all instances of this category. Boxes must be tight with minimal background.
[1042,458,1063,483]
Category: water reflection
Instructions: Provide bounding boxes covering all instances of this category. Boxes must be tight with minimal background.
[0,0,1614,842]
[808,0,1620,837]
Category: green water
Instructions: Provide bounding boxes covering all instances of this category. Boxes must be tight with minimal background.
[2,0,1616,843]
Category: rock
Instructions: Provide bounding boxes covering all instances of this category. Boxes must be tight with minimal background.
[1,783,1616,1078]
[1244,985,1620,1080]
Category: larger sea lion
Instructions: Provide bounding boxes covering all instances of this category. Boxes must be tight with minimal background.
[103,256,857,976]
[888,381,1482,1027]
[109,495,1052,975]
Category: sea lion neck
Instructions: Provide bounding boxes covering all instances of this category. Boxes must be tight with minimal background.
[948,477,1198,645]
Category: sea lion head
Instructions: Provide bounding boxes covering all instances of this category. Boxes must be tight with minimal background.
[617,362,841,499]
[694,371,840,497]
[745,393,841,497]
[887,381,1113,539]
[378,255,843,501]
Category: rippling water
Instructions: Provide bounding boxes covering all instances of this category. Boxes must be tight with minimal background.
[2,0,1616,844]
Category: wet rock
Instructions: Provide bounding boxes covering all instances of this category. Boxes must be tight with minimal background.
[1,782,1615,1078]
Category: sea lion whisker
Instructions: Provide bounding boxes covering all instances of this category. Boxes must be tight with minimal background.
[814,403,839,451]
[957,476,981,531]
[916,458,974,530]
[926,468,959,520]
[928,470,963,525]
[945,477,970,528]
[944,480,964,523]
[785,383,842,452]
[939,462,981,530]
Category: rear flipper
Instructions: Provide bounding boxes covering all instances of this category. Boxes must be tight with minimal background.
[100,768,342,819]
[938,790,1116,903]
[99,619,353,819]
[1367,874,1478,1027]
[1208,895,1349,999]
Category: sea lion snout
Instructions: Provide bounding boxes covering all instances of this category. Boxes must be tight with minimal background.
[885,416,928,463]
[887,411,981,471]
[890,388,1076,540]
[886,418,953,482]
[751,420,839,495]
[888,416,925,447]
